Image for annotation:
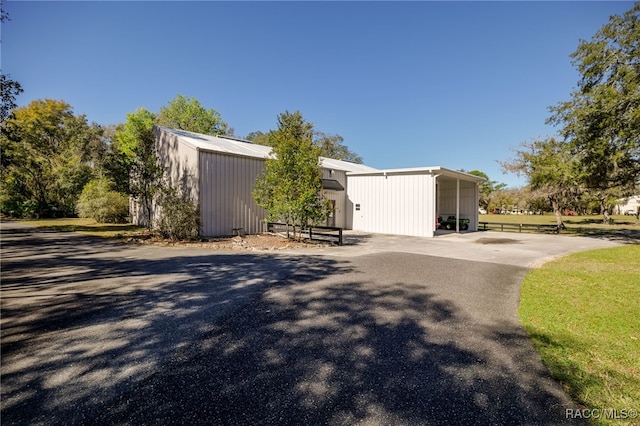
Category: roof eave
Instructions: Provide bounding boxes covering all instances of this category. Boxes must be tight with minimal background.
[347,166,486,182]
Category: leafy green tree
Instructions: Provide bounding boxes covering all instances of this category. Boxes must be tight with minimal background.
[313,131,363,163]
[548,4,640,224]
[156,184,200,240]
[253,111,330,240]
[157,94,227,135]
[0,5,23,123]
[1,1,9,23]
[247,128,363,163]
[502,137,582,228]
[468,170,506,212]
[112,96,227,229]
[117,108,163,227]
[1,99,103,217]
[96,123,131,195]
[77,177,129,223]
[1,74,23,123]
[245,130,271,146]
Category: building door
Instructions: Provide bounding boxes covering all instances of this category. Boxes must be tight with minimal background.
[326,200,336,227]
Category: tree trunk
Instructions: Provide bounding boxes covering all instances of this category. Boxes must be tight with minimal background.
[550,197,566,230]
[600,197,610,225]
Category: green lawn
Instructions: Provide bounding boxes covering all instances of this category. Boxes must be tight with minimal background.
[13,217,144,238]
[519,245,640,425]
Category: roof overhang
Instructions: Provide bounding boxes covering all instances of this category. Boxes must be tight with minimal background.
[322,179,345,191]
[347,166,486,182]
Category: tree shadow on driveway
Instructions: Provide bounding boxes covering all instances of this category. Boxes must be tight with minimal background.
[93,254,582,426]
[1,224,582,425]
[1,223,347,425]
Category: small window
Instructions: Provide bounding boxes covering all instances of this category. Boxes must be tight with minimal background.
[355,204,361,211]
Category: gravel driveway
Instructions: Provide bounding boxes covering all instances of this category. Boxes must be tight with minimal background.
[1,221,610,425]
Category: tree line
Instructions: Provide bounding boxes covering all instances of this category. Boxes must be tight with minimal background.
[0,87,361,239]
[2,3,637,235]
[0,96,223,232]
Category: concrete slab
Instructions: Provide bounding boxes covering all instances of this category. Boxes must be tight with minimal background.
[292,230,624,267]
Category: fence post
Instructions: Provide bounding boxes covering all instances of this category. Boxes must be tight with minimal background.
[338,228,343,246]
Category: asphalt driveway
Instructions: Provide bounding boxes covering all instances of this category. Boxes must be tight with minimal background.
[2,222,617,425]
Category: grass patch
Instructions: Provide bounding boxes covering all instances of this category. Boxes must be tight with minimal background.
[518,245,640,425]
[14,217,145,238]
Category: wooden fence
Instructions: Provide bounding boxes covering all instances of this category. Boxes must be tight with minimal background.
[479,222,559,234]
[267,222,343,246]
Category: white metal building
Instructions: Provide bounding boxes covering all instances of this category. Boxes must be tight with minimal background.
[143,126,376,236]
[143,126,484,238]
[347,167,484,237]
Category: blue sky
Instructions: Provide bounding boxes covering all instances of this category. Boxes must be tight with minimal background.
[2,1,633,187]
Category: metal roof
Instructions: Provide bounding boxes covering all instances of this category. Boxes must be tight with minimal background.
[157,127,481,180]
[157,126,378,174]
[158,126,273,159]
[319,157,378,173]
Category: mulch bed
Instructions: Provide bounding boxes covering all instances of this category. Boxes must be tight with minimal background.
[121,232,332,251]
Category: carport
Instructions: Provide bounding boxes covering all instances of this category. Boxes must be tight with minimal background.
[346,167,485,238]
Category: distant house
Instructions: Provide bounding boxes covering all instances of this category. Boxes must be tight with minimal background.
[616,195,640,215]
[134,126,484,238]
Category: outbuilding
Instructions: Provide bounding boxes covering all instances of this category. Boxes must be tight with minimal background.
[137,126,376,236]
[347,167,485,237]
[139,126,484,238]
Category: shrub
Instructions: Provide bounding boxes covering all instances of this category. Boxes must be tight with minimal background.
[77,178,130,223]
[0,173,42,218]
[156,185,199,240]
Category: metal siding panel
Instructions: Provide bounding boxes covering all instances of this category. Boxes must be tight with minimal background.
[347,173,437,237]
[426,175,436,237]
[221,155,266,236]
[373,177,381,233]
[201,153,212,236]
[319,167,347,228]
[197,152,267,237]
[199,154,207,235]
[348,176,366,232]
[153,129,200,229]
[227,156,234,231]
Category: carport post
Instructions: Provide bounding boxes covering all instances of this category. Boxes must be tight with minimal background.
[456,178,460,233]
[433,173,441,237]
